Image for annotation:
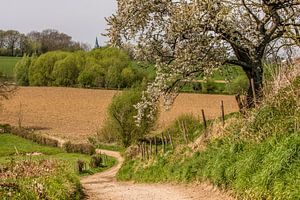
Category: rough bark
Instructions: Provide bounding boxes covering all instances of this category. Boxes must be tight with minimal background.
[244,62,264,108]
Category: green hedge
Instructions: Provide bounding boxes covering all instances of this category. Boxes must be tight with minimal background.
[15,47,153,89]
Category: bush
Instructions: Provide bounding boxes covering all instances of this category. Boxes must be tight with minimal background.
[90,155,103,168]
[28,51,70,86]
[95,118,119,143]
[63,141,95,155]
[76,160,85,173]
[52,54,82,86]
[14,55,33,86]
[22,47,152,89]
[10,128,59,147]
[78,68,96,87]
[98,88,157,147]
[0,124,12,133]
[78,64,106,88]
[121,67,136,87]
[105,65,123,88]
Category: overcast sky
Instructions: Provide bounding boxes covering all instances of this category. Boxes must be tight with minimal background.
[0,0,117,46]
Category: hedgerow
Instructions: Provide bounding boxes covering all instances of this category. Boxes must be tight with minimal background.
[15,47,153,89]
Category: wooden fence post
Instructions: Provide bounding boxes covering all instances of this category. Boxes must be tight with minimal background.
[154,137,158,155]
[150,140,152,157]
[221,100,225,127]
[201,109,208,137]
[201,109,207,129]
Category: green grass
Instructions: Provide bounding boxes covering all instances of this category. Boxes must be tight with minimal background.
[0,134,116,171]
[0,134,90,165]
[0,56,20,77]
[118,132,300,200]
[0,133,117,199]
[0,134,62,157]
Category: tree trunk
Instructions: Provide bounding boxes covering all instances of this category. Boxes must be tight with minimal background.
[11,46,14,57]
[244,62,264,108]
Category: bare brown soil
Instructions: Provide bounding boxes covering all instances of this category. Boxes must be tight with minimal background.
[158,93,239,129]
[81,149,234,200]
[0,87,118,142]
[0,87,238,142]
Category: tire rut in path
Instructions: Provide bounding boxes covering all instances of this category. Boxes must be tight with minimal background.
[80,149,234,200]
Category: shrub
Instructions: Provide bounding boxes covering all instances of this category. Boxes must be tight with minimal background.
[10,127,59,147]
[105,65,123,88]
[76,160,85,174]
[52,54,81,86]
[90,155,103,168]
[121,67,136,87]
[29,51,70,86]
[14,55,32,86]
[98,88,157,147]
[63,141,95,155]
[78,68,96,87]
[95,118,119,143]
[0,124,12,133]
[78,66,106,88]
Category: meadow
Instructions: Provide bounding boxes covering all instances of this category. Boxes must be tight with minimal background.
[0,56,20,77]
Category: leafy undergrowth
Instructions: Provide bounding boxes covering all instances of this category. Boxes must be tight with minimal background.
[118,76,300,200]
[0,134,116,199]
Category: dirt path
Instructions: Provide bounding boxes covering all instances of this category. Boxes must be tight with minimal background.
[80,150,234,200]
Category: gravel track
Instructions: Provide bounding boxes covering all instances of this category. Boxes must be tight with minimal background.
[81,149,234,200]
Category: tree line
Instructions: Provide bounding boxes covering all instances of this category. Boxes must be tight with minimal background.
[14,47,154,88]
[0,29,90,57]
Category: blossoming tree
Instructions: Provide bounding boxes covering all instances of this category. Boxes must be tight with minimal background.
[106,0,300,123]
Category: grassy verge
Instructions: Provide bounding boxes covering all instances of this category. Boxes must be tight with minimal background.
[118,132,300,199]
[117,76,300,200]
[0,133,116,199]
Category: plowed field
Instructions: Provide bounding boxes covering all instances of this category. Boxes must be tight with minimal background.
[0,87,238,142]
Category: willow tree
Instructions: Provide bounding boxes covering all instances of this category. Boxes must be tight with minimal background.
[106,0,300,121]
